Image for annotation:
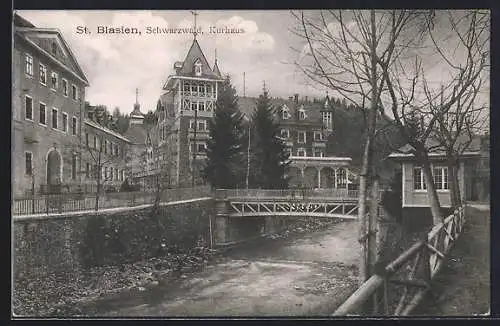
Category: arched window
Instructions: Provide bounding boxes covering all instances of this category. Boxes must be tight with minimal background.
[194,59,202,76]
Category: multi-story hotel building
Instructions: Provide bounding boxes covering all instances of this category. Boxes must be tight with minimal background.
[157,37,224,187]
[12,13,89,196]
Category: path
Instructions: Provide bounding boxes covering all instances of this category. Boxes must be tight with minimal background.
[76,220,361,317]
[414,204,490,316]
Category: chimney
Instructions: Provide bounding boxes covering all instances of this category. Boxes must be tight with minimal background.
[294,94,299,103]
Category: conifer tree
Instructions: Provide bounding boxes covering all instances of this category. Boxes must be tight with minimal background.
[203,77,245,189]
[250,88,290,189]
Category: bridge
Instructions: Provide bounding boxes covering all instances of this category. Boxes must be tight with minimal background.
[212,188,381,245]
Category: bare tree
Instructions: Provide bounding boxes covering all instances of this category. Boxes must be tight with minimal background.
[376,10,489,223]
[291,9,430,283]
[77,133,126,211]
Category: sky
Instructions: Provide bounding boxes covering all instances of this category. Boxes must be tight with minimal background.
[16,10,489,121]
[17,10,324,115]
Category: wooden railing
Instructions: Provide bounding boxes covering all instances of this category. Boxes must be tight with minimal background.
[12,186,212,216]
[333,206,466,316]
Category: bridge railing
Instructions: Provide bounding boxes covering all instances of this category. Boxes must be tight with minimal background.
[332,206,466,316]
[218,188,361,200]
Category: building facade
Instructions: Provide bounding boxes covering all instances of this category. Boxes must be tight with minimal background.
[80,117,131,192]
[157,38,223,187]
[12,14,89,197]
[238,95,353,189]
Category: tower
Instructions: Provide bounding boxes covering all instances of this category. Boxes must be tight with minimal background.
[157,11,224,186]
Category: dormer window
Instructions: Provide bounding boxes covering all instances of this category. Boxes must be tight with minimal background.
[282,105,290,120]
[299,107,307,120]
[194,59,202,76]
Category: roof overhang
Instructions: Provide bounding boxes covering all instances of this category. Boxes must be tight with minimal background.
[387,151,481,161]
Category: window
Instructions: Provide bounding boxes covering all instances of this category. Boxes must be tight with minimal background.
[25,54,33,77]
[71,154,77,180]
[287,148,293,157]
[336,169,347,188]
[207,84,213,96]
[122,170,125,181]
[298,131,307,144]
[189,119,196,130]
[85,133,89,146]
[314,131,323,141]
[104,140,108,154]
[314,149,324,157]
[282,106,290,120]
[115,144,119,156]
[190,142,207,153]
[198,143,207,153]
[195,60,202,76]
[72,84,78,100]
[62,113,68,132]
[86,163,90,178]
[50,71,58,90]
[199,102,206,111]
[25,95,33,120]
[198,120,206,131]
[299,109,307,120]
[183,82,190,94]
[51,108,58,129]
[93,135,97,149]
[104,167,108,180]
[322,111,332,128]
[39,64,47,85]
[433,166,449,190]
[92,165,97,179]
[413,166,427,190]
[280,129,290,139]
[297,148,306,157]
[72,117,77,135]
[191,102,197,111]
[62,79,68,97]
[25,152,32,175]
[39,102,46,125]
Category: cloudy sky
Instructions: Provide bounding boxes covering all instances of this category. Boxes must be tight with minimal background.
[17,10,489,118]
[17,10,323,114]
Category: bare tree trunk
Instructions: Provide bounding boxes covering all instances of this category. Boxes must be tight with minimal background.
[357,137,371,285]
[447,157,461,208]
[419,154,443,226]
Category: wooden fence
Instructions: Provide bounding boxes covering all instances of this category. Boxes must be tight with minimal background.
[12,186,212,216]
[333,206,466,316]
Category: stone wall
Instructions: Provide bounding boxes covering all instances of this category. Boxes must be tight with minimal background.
[13,198,214,280]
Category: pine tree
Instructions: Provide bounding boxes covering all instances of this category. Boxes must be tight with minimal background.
[250,89,290,189]
[203,77,245,189]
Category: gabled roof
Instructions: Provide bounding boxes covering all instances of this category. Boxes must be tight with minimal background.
[14,15,89,86]
[387,134,482,160]
[236,96,333,126]
[178,39,219,79]
[84,119,132,143]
